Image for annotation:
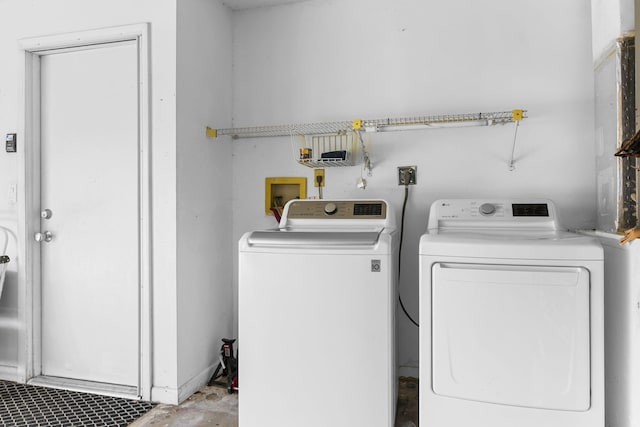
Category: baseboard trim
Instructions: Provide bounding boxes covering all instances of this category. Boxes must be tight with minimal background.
[151,362,217,405]
[151,385,179,405]
[177,363,217,403]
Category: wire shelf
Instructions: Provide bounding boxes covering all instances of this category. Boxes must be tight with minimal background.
[216,121,353,139]
[363,110,521,130]
[207,109,526,139]
[296,133,356,168]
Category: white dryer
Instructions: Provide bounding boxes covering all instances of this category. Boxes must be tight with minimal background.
[419,199,604,427]
[239,199,397,427]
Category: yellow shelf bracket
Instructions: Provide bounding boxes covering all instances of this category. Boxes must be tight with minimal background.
[511,109,524,121]
[206,127,218,138]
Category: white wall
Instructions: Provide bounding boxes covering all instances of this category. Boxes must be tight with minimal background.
[0,0,236,405]
[0,0,181,401]
[591,0,634,60]
[231,0,596,374]
[176,0,233,400]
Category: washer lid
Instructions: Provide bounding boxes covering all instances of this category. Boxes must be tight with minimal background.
[246,228,383,247]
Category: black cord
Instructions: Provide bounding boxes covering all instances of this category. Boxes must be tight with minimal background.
[316,174,323,199]
[398,185,419,327]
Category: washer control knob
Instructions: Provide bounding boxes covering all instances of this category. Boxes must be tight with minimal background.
[324,202,338,215]
[479,203,496,216]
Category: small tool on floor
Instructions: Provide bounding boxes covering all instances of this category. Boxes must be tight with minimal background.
[208,338,238,394]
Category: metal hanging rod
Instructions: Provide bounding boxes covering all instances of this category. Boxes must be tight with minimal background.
[206,109,526,139]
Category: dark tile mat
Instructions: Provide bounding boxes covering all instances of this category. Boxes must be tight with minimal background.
[0,380,154,426]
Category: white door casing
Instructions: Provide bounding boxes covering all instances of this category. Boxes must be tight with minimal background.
[18,24,151,399]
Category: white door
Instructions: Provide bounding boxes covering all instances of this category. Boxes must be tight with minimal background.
[38,41,140,387]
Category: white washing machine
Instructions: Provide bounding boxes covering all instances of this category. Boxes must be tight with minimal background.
[239,199,397,427]
[419,199,604,427]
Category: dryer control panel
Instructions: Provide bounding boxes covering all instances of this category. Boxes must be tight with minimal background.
[428,199,558,230]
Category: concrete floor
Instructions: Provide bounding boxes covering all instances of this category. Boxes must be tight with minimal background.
[129,386,238,427]
[130,377,418,427]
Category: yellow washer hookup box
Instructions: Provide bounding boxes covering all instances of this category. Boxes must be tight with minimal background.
[264,177,306,215]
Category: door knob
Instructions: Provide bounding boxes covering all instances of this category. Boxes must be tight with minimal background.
[34,231,53,243]
[41,209,53,219]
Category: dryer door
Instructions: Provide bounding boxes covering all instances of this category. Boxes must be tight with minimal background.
[431,263,590,411]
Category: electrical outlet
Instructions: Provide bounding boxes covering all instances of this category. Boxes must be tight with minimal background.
[314,168,325,187]
[398,166,417,185]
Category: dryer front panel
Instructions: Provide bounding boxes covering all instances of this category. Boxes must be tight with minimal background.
[431,263,590,411]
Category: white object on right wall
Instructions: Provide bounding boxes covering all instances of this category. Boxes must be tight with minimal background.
[582,231,640,427]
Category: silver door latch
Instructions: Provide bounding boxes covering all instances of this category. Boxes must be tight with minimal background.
[34,231,53,243]
[41,209,53,219]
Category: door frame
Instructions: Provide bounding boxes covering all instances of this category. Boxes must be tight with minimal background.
[17,24,151,400]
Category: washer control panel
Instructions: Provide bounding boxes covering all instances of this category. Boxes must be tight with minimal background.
[285,200,387,219]
[324,202,338,215]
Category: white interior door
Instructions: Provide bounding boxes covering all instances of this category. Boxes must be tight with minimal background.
[39,41,140,387]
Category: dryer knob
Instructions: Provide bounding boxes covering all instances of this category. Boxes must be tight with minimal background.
[479,203,496,216]
[324,202,338,215]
